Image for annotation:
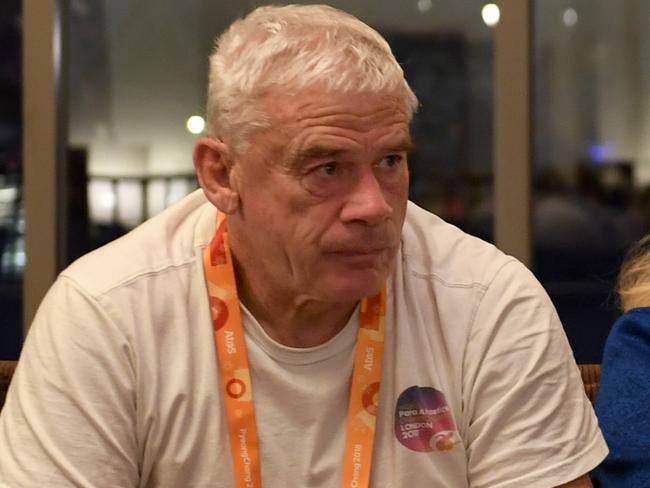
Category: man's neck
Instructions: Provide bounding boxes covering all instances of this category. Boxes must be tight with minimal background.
[232,261,358,348]
[243,294,357,348]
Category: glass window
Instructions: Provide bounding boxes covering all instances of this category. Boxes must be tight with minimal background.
[65,0,496,265]
[533,0,650,362]
[0,0,23,359]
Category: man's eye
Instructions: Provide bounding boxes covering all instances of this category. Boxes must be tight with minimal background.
[316,162,338,176]
[379,155,402,168]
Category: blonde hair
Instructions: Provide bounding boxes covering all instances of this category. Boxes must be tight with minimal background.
[618,235,650,311]
[207,4,419,153]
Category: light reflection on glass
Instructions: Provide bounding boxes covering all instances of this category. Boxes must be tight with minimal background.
[563,8,578,27]
[481,3,500,27]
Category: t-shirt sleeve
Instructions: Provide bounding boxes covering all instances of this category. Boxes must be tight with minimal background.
[461,260,608,488]
[0,276,140,487]
[592,308,650,487]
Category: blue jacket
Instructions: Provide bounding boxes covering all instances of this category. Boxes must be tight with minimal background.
[593,307,650,487]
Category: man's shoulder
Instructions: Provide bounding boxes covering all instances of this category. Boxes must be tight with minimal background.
[61,190,215,297]
[402,201,516,289]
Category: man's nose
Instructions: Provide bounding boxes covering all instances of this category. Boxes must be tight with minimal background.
[340,170,392,225]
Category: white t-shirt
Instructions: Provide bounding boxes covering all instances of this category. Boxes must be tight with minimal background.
[0,190,607,487]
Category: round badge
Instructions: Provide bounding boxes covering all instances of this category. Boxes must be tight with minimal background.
[394,385,460,453]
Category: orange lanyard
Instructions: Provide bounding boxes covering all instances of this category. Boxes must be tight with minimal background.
[202,213,386,488]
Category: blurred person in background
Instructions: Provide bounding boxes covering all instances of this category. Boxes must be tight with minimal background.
[593,235,650,487]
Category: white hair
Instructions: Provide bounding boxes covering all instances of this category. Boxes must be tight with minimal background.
[207,4,419,153]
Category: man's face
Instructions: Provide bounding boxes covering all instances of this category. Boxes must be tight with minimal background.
[228,88,411,306]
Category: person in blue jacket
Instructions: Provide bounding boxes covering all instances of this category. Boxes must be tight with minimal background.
[593,235,650,486]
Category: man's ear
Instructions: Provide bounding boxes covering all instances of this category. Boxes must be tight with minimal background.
[193,137,240,213]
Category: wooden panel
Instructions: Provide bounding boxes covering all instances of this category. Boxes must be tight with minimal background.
[494,0,532,266]
[23,0,62,329]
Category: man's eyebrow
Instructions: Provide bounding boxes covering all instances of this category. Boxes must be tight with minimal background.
[297,138,414,160]
[286,146,347,173]
[287,138,414,172]
[296,146,347,161]
[386,138,414,153]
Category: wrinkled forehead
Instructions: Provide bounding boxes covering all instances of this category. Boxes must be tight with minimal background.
[239,86,412,163]
[258,84,413,128]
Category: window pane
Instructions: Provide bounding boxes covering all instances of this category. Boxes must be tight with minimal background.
[66,1,495,259]
[0,0,23,359]
[533,0,649,362]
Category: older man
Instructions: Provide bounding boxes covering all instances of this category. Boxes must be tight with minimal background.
[0,5,605,487]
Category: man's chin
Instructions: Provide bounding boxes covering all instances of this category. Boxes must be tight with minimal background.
[324,272,388,303]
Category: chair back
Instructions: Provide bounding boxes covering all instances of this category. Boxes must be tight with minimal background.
[0,361,603,410]
[577,363,601,404]
[0,360,18,411]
